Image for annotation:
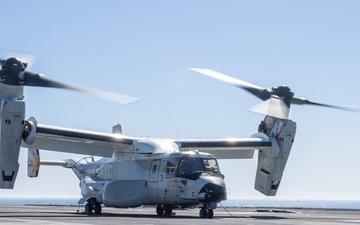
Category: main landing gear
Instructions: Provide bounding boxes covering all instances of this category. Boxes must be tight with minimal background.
[156,204,173,216]
[85,198,102,215]
[156,203,214,218]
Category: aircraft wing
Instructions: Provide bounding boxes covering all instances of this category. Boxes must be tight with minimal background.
[176,135,273,159]
[21,124,135,157]
[21,123,274,159]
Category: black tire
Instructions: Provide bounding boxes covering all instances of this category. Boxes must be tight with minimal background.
[199,208,207,218]
[156,204,164,216]
[164,204,173,216]
[85,203,93,215]
[206,209,214,219]
[94,203,102,215]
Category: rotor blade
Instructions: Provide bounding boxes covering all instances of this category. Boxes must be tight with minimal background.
[292,97,360,113]
[23,71,141,105]
[190,68,272,101]
[250,96,290,119]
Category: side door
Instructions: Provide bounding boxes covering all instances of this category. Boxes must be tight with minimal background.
[149,160,161,182]
[147,159,166,203]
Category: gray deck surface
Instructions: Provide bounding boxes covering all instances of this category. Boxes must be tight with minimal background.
[0,205,359,225]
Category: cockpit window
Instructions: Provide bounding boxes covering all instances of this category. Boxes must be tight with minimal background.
[202,158,220,173]
[166,154,181,178]
[177,156,206,176]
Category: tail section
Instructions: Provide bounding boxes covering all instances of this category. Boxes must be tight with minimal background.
[27,150,107,204]
[254,116,296,196]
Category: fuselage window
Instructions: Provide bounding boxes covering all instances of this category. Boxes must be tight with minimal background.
[152,164,158,174]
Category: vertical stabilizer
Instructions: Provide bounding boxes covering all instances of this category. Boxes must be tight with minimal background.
[28,148,40,178]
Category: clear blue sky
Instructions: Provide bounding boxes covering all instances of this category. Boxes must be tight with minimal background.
[1,0,360,200]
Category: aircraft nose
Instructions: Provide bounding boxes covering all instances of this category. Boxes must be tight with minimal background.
[198,182,226,202]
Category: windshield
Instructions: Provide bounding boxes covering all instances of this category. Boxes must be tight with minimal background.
[177,156,206,176]
[202,158,220,173]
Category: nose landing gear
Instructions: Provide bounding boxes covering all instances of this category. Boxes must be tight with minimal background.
[199,204,214,218]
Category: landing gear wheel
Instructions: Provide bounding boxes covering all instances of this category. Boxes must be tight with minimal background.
[199,208,207,218]
[94,203,102,215]
[156,204,173,216]
[199,208,214,219]
[85,199,102,215]
[156,204,164,216]
[85,203,93,215]
[206,209,214,218]
[164,204,173,216]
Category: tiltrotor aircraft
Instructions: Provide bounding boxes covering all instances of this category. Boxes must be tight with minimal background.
[0,55,358,218]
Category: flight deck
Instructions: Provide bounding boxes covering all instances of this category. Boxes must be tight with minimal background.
[0,205,359,225]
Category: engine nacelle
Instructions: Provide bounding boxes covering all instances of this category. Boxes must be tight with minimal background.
[0,98,25,189]
[254,116,296,196]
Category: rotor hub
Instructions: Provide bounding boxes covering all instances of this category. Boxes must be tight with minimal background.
[1,57,26,70]
[0,57,27,85]
[272,85,294,107]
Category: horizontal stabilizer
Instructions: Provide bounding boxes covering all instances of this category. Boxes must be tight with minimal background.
[27,148,74,178]
[41,161,69,167]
